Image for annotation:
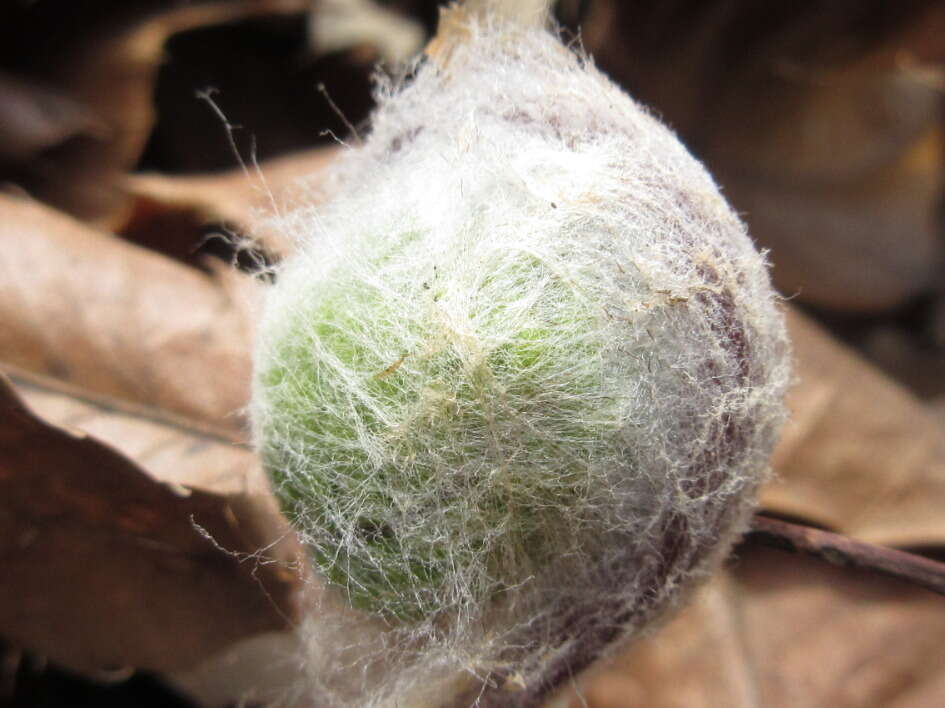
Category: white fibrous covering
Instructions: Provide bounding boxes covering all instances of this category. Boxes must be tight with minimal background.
[251,14,791,707]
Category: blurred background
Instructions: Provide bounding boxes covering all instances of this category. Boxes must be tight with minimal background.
[1,1,943,706]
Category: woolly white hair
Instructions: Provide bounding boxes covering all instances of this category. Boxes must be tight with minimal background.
[251,13,791,707]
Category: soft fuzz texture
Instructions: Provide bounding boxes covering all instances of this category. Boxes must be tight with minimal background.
[251,16,791,706]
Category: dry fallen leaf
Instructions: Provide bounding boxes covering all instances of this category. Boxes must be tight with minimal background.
[766,309,945,547]
[0,192,256,439]
[2,2,944,705]
[122,146,341,262]
[6,130,944,708]
[557,546,945,708]
[0,371,303,676]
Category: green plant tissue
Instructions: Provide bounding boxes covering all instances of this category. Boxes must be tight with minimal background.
[250,12,791,706]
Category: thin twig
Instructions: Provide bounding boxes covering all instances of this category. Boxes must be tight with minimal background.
[747,514,945,596]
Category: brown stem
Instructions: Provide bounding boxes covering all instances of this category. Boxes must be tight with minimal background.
[747,514,945,596]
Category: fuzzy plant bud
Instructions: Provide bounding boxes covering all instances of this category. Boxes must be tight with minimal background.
[250,8,791,705]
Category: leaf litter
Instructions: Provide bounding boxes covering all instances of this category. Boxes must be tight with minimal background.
[1,0,944,705]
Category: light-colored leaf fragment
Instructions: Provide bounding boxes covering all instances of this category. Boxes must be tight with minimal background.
[309,0,425,64]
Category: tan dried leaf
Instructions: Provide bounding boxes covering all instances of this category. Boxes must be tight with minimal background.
[122,147,341,261]
[767,309,945,547]
[558,547,945,708]
[0,193,256,439]
[0,372,303,676]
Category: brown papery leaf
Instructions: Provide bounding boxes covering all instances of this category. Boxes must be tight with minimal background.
[0,372,303,676]
[733,546,945,707]
[121,146,341,262]
[0,193,256,439]
[557,547,945,708]
[766,309,945,547]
